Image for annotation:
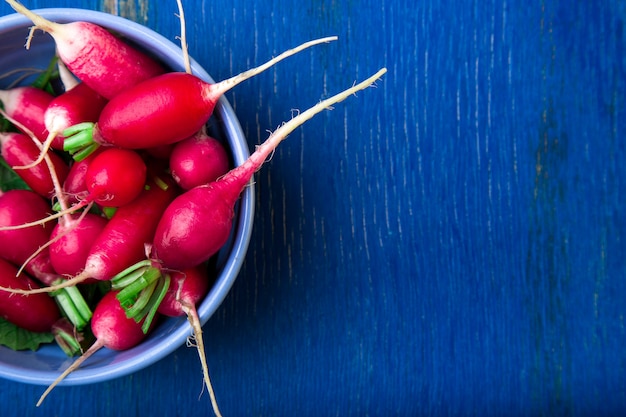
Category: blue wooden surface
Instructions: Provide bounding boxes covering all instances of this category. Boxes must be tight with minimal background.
[1,0,625,415]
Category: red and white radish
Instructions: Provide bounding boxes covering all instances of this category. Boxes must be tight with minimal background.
[153,68,387,270]
[63,36,337,155]
[42,82,108,154]
[6,0,166,100]
[0,86,53,143]
[18,82,108,170]
[111,261,220,415]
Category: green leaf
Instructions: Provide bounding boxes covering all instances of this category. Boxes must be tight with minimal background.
[0,157,30,192]
[0,318,55,351]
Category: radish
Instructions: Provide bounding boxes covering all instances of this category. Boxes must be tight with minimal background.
[61,148,102,205]
[153,68,387,270]
[0,131,69,198]
[6,0,166,100]
[0,189,54,267]
[35,289,153,406]
[0,187,57,281]
[144,143,175,160]
[42,83,108,154]
[49,212,108,276]
[169,128,230,190]
[82,147,147,207]
[18,82,108,170]
[0,257,61,333]
[0,86,53,143]
[63,36,338,155]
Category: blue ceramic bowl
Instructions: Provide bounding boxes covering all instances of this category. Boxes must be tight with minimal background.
[0,9,254,385]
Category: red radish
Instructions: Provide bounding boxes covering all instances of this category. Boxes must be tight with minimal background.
[15,82,109,171]
[0,176,177,297]
[6,0,165,100]
[157,265,210,317]
[0,131,69,198]
[153,68,387,270]
[111,262,220,415]
[63,36,338,155]
[36,290,153,406]
[0,257,60,333]
[144,143,175,160]
[0,188,57,281]
[61,148,102,205]
[169,129,230,190]
[0,86,53,143]
[44,83,108,150]
[0,189,68,288]
[0,189,54,268]
[83,147,147,207]
[49,212,108,276]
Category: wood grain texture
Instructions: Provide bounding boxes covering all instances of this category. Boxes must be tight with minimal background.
[0,0,624,416]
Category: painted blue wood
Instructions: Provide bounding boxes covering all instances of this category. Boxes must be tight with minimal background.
[0,0,624,415]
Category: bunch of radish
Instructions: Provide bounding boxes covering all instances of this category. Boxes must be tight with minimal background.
[0,0,386,413]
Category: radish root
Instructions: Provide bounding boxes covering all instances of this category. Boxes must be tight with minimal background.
[6,0,61,36]
[182,301,222,417]
[0,270,91,295]
[36,339,105,406]
[234,68,387,176]
[175,0,192,75]
[0,67,44,88]
[209,36,339,98]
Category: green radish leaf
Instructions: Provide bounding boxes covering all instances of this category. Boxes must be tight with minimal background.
[31,55,59,92]
[0,318,54,351]
[0,157,30,192]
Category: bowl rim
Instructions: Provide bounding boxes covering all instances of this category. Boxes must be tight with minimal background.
[0,8,255,385]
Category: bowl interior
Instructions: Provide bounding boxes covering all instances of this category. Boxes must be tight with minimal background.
[0,9,254,385]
